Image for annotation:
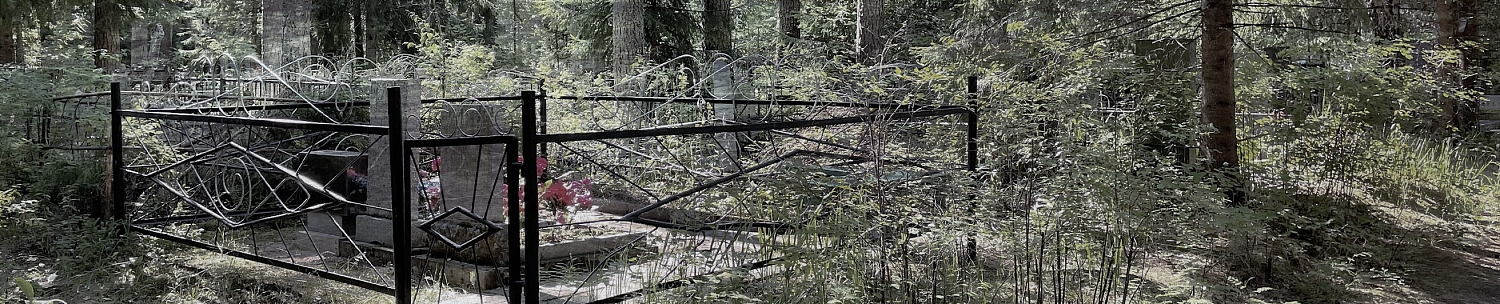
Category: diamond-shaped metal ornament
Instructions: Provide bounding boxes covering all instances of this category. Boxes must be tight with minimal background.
[417,206,503,251]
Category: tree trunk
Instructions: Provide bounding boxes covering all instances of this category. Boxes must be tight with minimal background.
[262,0,312,68]
[351,0,414,60]
[94,0,123,71]
[856,0,884,63]
[312,0,352,57]
[1434,0,1463,128]
[777,0,802,39]
[704,0,732,55]
[1455,0,1483,128]
[1202,0,1241,203]
[611,0,647,80]
[612,0,649,123]
[0,14,17,64]
[353,1,365,59]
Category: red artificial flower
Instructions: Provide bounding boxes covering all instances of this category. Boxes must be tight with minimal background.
[567,178,594,210]
[542,181,572,205]
[539,178,594,210]
[516,156,548,175]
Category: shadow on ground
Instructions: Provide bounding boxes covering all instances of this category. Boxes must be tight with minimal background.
[1205,186,1500,304]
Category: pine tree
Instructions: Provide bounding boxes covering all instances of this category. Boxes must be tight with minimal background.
[704,0,732,56]
[856,0,884,63]
[611,0,647,78]
[777,0,801,39]
[1202,0,1240,204]
[94,0,124,70]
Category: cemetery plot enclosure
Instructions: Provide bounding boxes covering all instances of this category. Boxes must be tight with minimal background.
[109,74,979,303]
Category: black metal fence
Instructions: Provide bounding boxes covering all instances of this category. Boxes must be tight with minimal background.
[108,77,980,303]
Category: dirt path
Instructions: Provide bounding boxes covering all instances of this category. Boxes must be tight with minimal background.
[1346,212,1500,304]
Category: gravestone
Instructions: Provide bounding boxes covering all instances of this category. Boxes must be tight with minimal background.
[129,22,173,82]
[409,103,510,277]
[711,54,742,164]
[299,150,365,249]
[1479,95,1500,131]
[435,104,509,221]
[709,53,764,170]
[351,79,423,246]
[297,150,367,202]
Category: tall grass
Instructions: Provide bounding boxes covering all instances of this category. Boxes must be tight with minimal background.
[1366,129,1499,216]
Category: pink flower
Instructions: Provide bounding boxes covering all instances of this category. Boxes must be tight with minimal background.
[500,184,525,201]
[497,165,592,221]
[568,178,594,210]
[541,181,572,205]
[499,184,529,214]
[539,178,593,210]
[516,156,548,175]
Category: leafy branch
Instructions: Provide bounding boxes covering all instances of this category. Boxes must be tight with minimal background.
[1064,0,1198,43]
[1234,23,1351,35]
[1069,8,1202,48]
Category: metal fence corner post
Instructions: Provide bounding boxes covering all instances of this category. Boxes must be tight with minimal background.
[388,86,414,304]
[521,90,540,304]
[110,82,126,226]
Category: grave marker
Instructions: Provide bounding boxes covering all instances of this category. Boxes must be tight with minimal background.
[353,79,422,246]
[436,103,510,221]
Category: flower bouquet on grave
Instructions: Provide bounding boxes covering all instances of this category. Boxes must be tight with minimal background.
[499,157,595,224]
[416,157,444,218]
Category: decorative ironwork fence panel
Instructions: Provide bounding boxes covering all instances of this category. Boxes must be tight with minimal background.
[109,72,980,304]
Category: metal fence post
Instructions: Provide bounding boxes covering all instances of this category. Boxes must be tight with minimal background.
[521,90,540,304]
[965,76,979,262]
[387,86,413,304]
[506,141,523,302]
[539,90,548,159]
[110,82,126,224]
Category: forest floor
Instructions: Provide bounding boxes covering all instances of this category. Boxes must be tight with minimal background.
[5,198,1500,303]
[1349,210,1500,304]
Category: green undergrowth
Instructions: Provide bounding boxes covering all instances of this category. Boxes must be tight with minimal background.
[1201,120,1500,304]
[0,191,393,304]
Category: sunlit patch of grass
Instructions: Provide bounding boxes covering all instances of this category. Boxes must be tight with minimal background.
[1221,121,1500,304]
[1365,130,1500,217]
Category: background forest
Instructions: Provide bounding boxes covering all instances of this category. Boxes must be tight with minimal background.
[3,0,1500,303]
